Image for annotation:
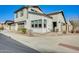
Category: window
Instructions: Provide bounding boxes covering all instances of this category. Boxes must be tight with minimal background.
[44,19,47,28]
[39,19,42,24]
[20,10,23,17]
[18,22,24,28]
[39,24,42,28]
[31,9,37,12]
[38,19,42,28]
[31,21,34,28]
[35,24,38,27]
[44,24,46,28]
[31,9,35,12]
[32,24,34,27]
[35,20,38,28]
[31,19,42,28]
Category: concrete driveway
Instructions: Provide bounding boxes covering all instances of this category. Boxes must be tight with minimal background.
[0,33,39,53]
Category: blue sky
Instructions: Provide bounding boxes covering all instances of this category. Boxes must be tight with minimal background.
[0,5,79,23]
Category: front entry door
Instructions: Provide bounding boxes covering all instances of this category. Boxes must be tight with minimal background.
[53,22,57,32]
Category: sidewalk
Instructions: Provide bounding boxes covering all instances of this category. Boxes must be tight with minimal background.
[1,30,79,53]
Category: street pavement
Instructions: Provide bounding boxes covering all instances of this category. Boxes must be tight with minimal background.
[0,33,39,53]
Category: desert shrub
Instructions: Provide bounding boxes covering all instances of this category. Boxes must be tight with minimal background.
[21,28,27,34]
[0,27,4,30]
[18,28,27,34]
[63,31,66,34]
[70,30,74,33]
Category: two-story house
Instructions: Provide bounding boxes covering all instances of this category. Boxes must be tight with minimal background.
[7,5,67,33]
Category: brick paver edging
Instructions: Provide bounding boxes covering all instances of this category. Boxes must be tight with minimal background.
[59,43,79,51]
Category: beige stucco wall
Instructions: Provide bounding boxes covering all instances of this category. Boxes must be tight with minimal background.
[14,8,28,31]
[10,24,15,30]
[28,13,52,33]
[14,8,28,22]
[48,13,66,32]
[0,24,3,28]
[4,24,11,30]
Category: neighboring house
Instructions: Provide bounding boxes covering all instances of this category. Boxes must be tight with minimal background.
[74,27,79,32]
[4,20,15,30]
[0,23,4,29]
[66,21,73,32]
[70,20,79,32]
[5,5,67,33]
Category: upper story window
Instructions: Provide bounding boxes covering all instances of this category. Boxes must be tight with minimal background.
[31,9,37,12]
[20,10,23,17]
[31,9,35,12]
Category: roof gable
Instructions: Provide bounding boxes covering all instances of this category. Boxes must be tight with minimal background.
[14,5,43,14]
[47,11,67,23]
[47,10,63,15]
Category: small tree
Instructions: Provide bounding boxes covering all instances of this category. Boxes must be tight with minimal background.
[21,28,27,34]
[70,20,79,32]
[18,28,27,34]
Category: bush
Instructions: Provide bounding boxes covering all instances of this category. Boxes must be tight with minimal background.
[63,31,66,34]
[18,28,27,34]
[75,30,79,33]
[0,27,4,30]
[71,30,74,33]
